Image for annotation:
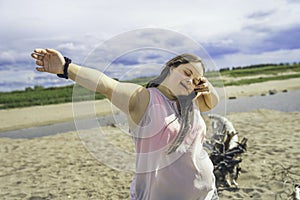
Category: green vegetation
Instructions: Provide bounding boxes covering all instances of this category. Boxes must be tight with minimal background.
[126,76,154,86]
[0,85,105,109]
[0,62,299,109]
[224,73,300,86]
[220,63,300,77]
[203,62,300,87]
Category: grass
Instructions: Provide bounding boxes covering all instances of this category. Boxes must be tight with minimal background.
[0,85,105,109]
[224,73,300,86]
[0,63,299,109]
[220,63,300,77]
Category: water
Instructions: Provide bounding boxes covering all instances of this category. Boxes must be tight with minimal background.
[0,90,299,139]
[211,89,300,114]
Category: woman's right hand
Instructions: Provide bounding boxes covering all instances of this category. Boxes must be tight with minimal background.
[31,48,65,74]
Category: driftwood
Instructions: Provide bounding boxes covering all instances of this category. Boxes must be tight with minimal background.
[295,185,300,200]
[204,114,247,189]
[263,163,300,200]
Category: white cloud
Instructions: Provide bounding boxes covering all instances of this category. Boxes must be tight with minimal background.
[214,48,300,68]
[0,51,16,63]
[0,0,300,91]
[1,0,299,40]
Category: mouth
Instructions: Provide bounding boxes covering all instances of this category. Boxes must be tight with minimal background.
[180,82,189,92]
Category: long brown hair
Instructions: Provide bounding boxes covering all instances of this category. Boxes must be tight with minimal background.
[146,54,205,154]
[146,54,204,88]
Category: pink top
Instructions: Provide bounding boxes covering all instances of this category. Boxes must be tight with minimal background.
[130,88,216,200]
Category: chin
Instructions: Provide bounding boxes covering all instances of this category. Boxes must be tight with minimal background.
[177,91,191,97]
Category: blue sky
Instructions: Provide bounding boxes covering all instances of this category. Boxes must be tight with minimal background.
[0,0,300,91]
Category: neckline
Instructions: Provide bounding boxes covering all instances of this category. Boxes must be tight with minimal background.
[152,87,180,115]
[156,85,178,101]
[153,87,177,103]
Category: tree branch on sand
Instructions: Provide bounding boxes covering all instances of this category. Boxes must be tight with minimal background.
[204,114,248,190]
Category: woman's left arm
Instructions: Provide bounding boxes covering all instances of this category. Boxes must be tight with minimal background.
[195,78,219,112]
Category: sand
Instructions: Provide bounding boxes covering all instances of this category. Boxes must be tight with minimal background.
[218,110,300,199]
[0,78,300,199]
[216,77,300,99]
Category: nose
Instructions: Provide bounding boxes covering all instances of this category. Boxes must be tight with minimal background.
[185,79,196,91]
[186,79,193,85]
[186,79,196,87]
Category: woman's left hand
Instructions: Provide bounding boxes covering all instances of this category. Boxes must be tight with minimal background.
[194,77,219,111]
[31,48,65,74]
[194,77,209,94]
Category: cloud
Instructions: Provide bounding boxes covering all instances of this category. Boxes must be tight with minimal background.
[0,51,16,64]
[200,21,300,63]
[262,25,300,50]
[213,48,300,68]
[1,0,300,91]
[236,24,300,54]
[202,40,240,58]
[247,10,275,19]
[79,28,218,77]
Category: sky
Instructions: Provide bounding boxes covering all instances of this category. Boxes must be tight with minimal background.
[0,0,300,91]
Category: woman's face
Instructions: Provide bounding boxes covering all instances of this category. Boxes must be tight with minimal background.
[163,62,204,97]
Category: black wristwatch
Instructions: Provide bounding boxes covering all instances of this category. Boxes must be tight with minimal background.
[57,57,72,79]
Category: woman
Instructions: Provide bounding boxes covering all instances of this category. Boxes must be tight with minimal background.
[31,48,219,200]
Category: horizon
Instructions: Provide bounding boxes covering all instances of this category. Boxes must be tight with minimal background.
[1,61,298,93]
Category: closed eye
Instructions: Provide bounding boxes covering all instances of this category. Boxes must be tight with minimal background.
[184,70,192,77]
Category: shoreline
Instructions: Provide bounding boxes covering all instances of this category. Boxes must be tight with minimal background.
[0,99,118,132]
[1,78,300,132]
[2,89,299,139]
[217,77,300,98]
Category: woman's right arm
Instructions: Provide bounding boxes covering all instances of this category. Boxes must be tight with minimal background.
[68,63,117,100]
[31,48,149,124]
[68,62,150,120]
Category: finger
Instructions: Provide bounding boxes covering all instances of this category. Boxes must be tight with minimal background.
[195,86,209,91]
[201,83,208,87]
[46,48,58,54]
[36,60,44,66]
[34,48,47,54]
[31,53,44,60]
[31,53,37,59]
[36,67,45,72]
[195,85,209,92]
[199,91,210,95]
[199,77,207,84]
[195,83,208,89]
[195,89,209,94]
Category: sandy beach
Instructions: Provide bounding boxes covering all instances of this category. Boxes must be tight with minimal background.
[0,78,300,199]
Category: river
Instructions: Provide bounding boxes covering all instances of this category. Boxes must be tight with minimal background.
[1,90,299,139]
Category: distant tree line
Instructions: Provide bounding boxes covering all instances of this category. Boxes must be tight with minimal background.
[219,61,300,72]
